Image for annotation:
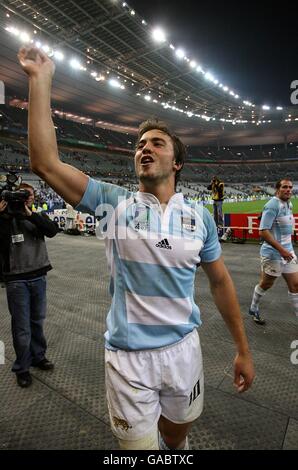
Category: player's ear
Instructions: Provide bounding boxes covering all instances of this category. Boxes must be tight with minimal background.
[173,159,182,171]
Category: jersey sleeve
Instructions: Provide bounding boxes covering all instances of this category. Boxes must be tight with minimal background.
[259,201,278,230]
[75,177,130,214]
[200,207,222,262]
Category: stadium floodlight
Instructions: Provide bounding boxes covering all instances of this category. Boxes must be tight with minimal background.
[262,105,270,110]
[54,51,64,61]
[190,60,197,68]
[20,32,30,43]
[70,58,81,70]
[35,41,42,48]
[6,26,20,36]
[276,106,283,110]
[144,95,151,101]
[109,78,123,89]
[205,72,215,82]
[175,48,185,59]
[223,86,229,92]
[152,27,167,43]
[130,10,135,15]
[42,44,50,53]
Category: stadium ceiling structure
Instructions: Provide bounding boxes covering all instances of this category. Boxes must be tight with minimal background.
[0,0,298,146]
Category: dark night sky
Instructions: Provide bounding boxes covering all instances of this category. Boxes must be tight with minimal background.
[128,0,298,106]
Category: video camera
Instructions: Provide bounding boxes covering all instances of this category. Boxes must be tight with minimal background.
[0,172,30,216]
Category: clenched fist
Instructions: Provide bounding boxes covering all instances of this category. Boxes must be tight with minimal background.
[18,46,55,79]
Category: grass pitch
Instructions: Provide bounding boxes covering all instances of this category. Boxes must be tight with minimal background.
[206,197,298,214]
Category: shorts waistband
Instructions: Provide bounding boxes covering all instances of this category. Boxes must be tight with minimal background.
[111,328,198,355]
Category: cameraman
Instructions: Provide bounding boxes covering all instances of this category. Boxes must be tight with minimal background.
[207,176,225,236]
[0,183,59,388]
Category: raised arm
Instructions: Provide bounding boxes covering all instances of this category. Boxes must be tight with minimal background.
[201,257,255,392]
[18,47,88,206]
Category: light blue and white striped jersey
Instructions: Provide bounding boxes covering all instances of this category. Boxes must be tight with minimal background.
[77,177,221,350]
[260,196,294,260]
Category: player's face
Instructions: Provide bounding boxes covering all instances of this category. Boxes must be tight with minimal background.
[277,180,293,201]
[135,130,181,187]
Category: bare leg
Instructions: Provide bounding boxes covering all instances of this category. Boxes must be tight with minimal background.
[259,271,277,291]
[158,415,192,449]
[282,272,298,317]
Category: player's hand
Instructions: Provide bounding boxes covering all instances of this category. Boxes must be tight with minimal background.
[279,248,294,262]
[233,351,255,393]
[18,46,55,79]
[0,200,8,212]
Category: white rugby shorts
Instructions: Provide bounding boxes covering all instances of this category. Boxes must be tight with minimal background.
[261,254,298,277]
[105,328,204,441]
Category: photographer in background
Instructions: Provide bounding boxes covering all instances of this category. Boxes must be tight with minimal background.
[207,176,225,237]
[0,182,59,388]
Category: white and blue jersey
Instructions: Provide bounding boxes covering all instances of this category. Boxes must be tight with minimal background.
[260,196,294,260]
[76,177,221,350]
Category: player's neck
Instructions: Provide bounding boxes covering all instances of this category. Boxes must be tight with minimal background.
[138,180,176,205]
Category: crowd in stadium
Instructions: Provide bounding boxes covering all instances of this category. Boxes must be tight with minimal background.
[1,119,298,208]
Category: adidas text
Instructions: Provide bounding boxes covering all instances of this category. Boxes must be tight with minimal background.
[156,239,172,250]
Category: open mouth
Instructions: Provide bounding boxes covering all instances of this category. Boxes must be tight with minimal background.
[140,155,154,165]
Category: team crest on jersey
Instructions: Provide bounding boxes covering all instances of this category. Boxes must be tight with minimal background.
[181,217,196,232]
[134,221,149,231]
[133,205,149,231]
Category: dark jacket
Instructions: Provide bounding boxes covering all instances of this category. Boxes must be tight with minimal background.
[207,180,224,201]
[0,211,59,282]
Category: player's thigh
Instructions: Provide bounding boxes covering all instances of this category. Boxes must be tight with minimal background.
[159,330,204,425]
[105,349,161,441]
[260,258,280,286]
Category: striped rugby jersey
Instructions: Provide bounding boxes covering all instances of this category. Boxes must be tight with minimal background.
[76,177,221,350]
[260,196,295,260]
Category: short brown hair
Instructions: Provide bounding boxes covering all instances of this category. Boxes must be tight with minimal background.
[136,118,186,186]
[275,179,292,190]
[18,183,35,194]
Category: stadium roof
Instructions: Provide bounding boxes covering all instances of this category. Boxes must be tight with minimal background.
[0,0,298,145]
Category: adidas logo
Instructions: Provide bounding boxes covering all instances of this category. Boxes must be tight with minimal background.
[156,238,172,250]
